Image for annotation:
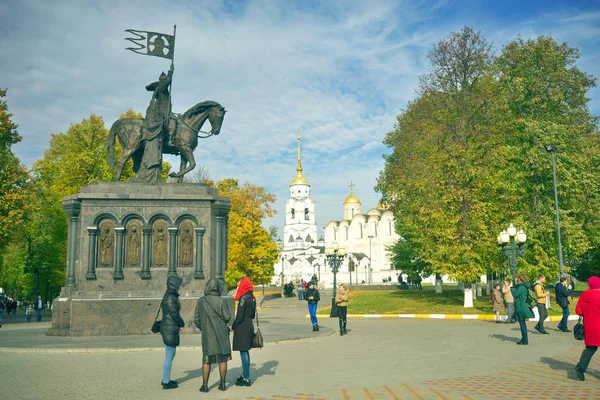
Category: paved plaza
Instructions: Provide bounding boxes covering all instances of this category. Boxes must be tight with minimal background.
[0,298,599,399]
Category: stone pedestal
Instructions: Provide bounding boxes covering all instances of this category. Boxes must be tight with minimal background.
[48,182,231,336]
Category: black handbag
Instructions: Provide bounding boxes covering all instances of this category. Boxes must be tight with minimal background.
[251,310,264,349]
[151,302,162,334]
[574,316,584,341]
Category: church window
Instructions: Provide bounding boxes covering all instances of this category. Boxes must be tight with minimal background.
[306,234,312,243]
[352,208,355,217]
[345,226,348,240]
[359,224,363,239]
[288,235,294,243]
[291,208,295,219]
[388,220,392,235]
[304,208,309,220]
[374,224,377,237]
[334,229,337,241]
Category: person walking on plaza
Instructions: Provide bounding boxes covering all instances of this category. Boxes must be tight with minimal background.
[305,281,320,331]
[492,283,505,323]
[574,276,600,381]
[297,280,304,301]
[511,274,535,345]
[34,296,44,322]
[232,277,256,387]
[502,280,515,323]
[159,276,185,390]
[533,274,551,334]
[335,284,349,335]
[194,278,232,392]
[26,304,34,322]
[555,276,573,332]
[0,298,4,327]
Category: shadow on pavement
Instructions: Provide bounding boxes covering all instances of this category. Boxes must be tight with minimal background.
[489,334,519,343]
[539,356,590,381]
[253,360,279,382]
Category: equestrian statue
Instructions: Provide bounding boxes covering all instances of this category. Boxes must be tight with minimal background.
[108,26,226,183]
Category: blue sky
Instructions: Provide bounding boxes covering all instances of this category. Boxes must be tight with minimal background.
[2,0,599,237]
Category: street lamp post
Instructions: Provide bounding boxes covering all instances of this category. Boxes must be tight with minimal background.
[368,235,374,284]
[497,224,527,284]
[544,144,565,277]
[260,258,265,297]
[325,242,346,318]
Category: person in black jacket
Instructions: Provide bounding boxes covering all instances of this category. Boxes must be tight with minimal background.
[160,276,185,390]
[555,276,573,332]
[305,281,320,331]
[233,277,256,387]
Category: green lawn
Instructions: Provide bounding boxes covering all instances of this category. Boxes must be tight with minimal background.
[317,286,580,316]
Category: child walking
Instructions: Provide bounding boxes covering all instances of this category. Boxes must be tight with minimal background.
[26,304,34,322]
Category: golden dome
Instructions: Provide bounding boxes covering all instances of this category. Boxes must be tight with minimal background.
[344,193,361,205]
[291,172,309,185]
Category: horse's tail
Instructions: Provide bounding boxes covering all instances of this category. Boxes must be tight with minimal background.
[107,120,119,170]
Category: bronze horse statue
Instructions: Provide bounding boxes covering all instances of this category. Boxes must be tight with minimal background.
[107,100,226,182]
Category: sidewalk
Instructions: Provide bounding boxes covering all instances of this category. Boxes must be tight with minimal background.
[1,297,598,399]
[0,302,332,353]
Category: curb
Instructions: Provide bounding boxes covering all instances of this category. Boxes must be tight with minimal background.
[311,313,581,322]
[0,330,336,354]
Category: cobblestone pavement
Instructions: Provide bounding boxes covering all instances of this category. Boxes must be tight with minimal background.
[0,299,598,399]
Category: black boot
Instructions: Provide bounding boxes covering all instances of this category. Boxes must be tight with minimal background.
[343,322,347,334]
[312,325,316,331]
[339,320,344,335]
[315,324,319,331]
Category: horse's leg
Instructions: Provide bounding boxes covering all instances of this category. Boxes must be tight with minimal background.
[115,145,139,181]
[169,146,196,180]
[177,152,187,183]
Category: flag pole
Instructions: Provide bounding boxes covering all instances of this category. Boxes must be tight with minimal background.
[168,24,176,118]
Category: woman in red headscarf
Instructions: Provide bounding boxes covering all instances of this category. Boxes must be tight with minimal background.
[232,277,256,387]
[574,276,600,381]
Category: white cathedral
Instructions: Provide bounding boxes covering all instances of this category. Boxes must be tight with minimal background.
[271,135,401,288]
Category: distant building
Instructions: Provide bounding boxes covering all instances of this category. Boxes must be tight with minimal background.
[271,135,402,288]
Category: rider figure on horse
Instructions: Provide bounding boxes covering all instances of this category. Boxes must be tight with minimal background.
[144,64,176,154]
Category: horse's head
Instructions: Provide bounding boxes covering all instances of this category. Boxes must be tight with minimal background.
[207,105,226,136]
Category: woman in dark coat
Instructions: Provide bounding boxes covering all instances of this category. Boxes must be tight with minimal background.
[510,273,535,345]
[305,281,320,331]
[194,278,232,392]
[232,277,256,387]
[160,275,185,389]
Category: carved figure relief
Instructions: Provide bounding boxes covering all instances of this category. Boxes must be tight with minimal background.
[178,222,194,268]
[152,221,168,268]
[98,222,115,268]
[125,222,141,268]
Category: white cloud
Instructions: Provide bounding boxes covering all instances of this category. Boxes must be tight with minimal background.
[1,0,599,236]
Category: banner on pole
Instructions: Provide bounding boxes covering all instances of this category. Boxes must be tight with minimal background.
[125,29,175,60]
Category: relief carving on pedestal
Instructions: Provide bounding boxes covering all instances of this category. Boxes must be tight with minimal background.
[178,221,194,268]
[98,221,115,268]
[125,221,141,268]
[152,221,168,268]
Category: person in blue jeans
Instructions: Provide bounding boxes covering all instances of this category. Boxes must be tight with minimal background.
[158,276,185,390]
[304,281,320,331]
[34,296,44,322]
[511,273,535,345]
[297,280,304,301]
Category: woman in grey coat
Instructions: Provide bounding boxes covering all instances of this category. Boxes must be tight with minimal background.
[194,278,232,392]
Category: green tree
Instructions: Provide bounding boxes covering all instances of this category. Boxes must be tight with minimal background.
[377,27,505,285]
[495,36,599,280]
[215,179,279,288]
[0,89,29,247]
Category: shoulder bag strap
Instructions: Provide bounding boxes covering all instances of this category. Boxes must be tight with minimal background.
[255,308,259,328]
[154,300,163,320]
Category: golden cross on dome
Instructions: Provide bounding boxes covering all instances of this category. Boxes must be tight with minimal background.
[348,181,355,193]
